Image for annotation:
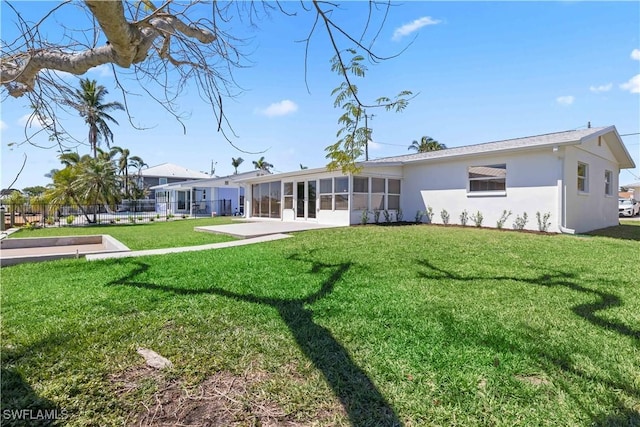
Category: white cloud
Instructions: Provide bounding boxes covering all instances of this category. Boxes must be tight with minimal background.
[392,16,441,41]
[631,49,640,61]
[17,113,52,128]
[556,95,575,106]
[367,140,382,150]
[589,83,612,93]
[89,64,112,77]
[258,100,298,117]
[620,74,640,94]
[0,120,7,131]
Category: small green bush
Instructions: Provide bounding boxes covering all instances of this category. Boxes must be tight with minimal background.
[396,208,403,222]
[383,209,391,223]
[360,210,370,225]
[471,211,483,227]
[496,210,512,229]
[65,215,75,225]
[459,210,469,226]
[513,212,528,230]
[373,210,381,224]
[536,211,552,232]
[440,209,450,225]
[414,210,424,223]
[425,206,434,223]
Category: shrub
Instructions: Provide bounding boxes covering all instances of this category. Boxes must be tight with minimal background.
[496,210,512,229]
[396,208,403,222]
[513,212,528,230]
[360,210,370,225]
[440,209,450,225]
[115,217,121,222]
[128,215,135,223]
[471,211,483,227]
[137,216,143,221]
[45,216,55,226]
[149,217,155,222]
[66,215,75,226]
[414,210,424,223]
[425,206,434,223]
[536,211,551,232]
[23,221,37,230]
[373,210,381,224]
[383,209,392,223]
[156,214,160,219]
[459,210,469,226]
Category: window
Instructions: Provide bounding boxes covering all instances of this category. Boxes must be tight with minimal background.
[334,177,349,210]
[284,182,293,209]
[388,179,401,210]
[578,162,588,192]
[252,181,281,218]
[319,179,333,210]
[159,177,168,185]
[468,164,506,192]
[604,170,613,196]
[352,177,368,210]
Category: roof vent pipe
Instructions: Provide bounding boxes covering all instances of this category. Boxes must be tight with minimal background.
[588,121,591,128]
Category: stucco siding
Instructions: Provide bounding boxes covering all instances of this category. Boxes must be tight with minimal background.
[563,143,620,233]
[402,150,561,231]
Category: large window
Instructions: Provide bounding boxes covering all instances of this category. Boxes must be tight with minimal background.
[577,162,588,193]
[468,164,506,192]
[252,181,281,218]
[352,177,369,210]
[284,182,293,209]
[604,170,612,196]
[319,179,333,210]
[371,178,385,211]
[388,179,401,210]
[335,177,349,210]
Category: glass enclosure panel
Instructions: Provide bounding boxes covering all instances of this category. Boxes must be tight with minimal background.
[319,179,333,194]
[308,181,317,218]
[371,194,385,210]
[353,177,368,193]
[352,194,368,210]
[335,194,349,210]
[252,184,259,216]
[270,181,281,218]
[388,179,401,194]
[372,177,385,193]
[260,183,270,217]
[297,182,305,218]
[320,195,333,210]
[388,195,400,210]
[284,182,293,196]
[335,177,349,193]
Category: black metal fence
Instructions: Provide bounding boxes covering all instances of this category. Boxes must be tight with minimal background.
[1,199,234,228]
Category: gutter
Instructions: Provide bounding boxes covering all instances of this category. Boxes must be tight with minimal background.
[557,147,576,234]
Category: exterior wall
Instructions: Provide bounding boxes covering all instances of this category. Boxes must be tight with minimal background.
[402,150,561,231]
[562,136,620,233]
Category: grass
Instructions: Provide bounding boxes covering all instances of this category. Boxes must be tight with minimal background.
[7,216,237,250]
[2,223,639,426]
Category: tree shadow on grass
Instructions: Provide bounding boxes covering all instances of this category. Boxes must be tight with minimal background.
[1,335,71,427]
[109,257,402,427]
[416,259,640,341]
[417,260,640,425]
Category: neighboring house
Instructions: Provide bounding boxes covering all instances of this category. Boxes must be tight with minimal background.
[151,170,270,216]
[138,163,211,200]
[620,181,640,200]
[234,126,634,233]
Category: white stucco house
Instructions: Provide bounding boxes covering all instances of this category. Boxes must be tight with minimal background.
[151,170,270,217]
[233,126,634,234]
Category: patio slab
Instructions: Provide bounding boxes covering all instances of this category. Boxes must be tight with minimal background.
[194,220,344,238]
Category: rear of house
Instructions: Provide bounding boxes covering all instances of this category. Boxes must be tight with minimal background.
[234,126,637,233]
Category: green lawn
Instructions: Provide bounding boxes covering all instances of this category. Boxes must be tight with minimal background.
[7,216,237,250]
[2,223,639,426]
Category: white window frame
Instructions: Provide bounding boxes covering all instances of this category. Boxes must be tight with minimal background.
[467,164,507,196]
[604,170,613,196]
[577,162,589,193]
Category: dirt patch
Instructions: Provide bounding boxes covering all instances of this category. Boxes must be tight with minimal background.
[515,374,551,386]
[110,365,347,426]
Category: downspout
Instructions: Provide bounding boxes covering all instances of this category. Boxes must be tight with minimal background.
[556,146,575,234]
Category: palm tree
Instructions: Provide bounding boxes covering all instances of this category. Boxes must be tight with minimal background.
[65,78,124,158]
[231,157,244,174]
[127,156,148,203]
[300,164,308,170]
[408,136,447,153]
[73,157,120,222]
[110,146,130,197]
[252,156,273,172]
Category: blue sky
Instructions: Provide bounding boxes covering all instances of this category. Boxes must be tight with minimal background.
[2,1,639,190]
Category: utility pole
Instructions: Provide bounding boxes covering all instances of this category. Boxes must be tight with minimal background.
[364,110,374,161]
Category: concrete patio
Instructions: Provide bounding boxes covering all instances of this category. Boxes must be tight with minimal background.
[195,220,345,238]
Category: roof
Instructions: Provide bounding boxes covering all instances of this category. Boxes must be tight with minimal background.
[365,126,636,169]
[140,163,210,179]
[150,170,271,190]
